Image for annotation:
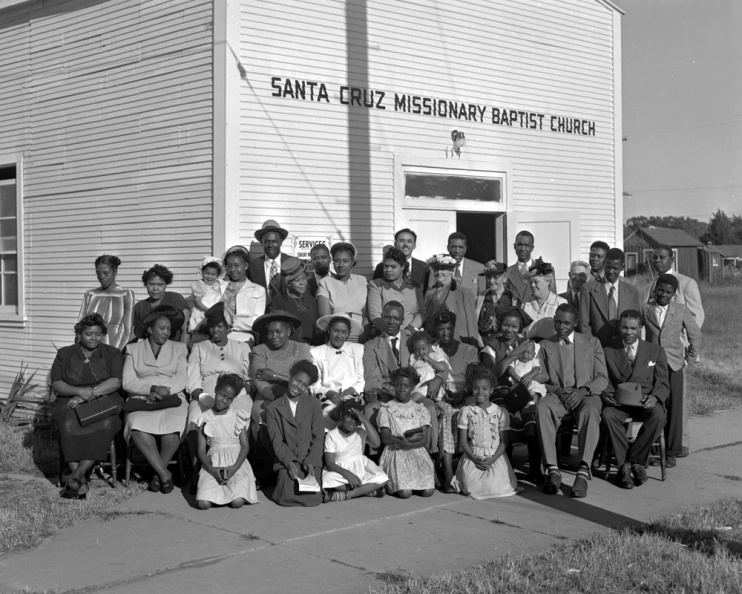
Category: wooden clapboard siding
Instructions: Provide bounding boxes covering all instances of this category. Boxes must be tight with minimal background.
[0,0,214,399]
[238,0,619,271]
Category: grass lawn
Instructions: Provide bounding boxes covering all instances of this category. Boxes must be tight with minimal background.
[0,422,145,554]
[373,499,742,594]
[685,282,742,415]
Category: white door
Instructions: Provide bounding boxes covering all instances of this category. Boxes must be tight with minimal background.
[508,211,580,293]
[399,209,456,263]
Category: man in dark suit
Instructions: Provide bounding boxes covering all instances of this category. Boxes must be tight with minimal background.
[559,259,589,310]
[578,248,640,347]
[589,240,610,282]
[307,243,331,297]
[373,228,429,287]
[534,304,608,498]
[428,231,485,296]
[249,219,302,307]
[601,310,669,488]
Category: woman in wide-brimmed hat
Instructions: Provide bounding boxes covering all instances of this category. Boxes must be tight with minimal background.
[423,253,479,346]
[185,302,253,491]
[269,260,322,345]
[476,260,517,343]
[316,242,368,342]
[309,313,366,429]
[248,311,313,455]
[220,245,267,346]
[123,305,188,494]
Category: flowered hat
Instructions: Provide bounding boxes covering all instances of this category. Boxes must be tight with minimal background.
[427,253,457,270]
[528,257,554,277]
[478,260,507,277]
[199,256,224,277]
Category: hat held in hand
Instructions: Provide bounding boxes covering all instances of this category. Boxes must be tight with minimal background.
[615,382,643,407]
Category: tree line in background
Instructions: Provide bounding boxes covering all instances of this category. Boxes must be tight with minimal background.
[624,209,742,245]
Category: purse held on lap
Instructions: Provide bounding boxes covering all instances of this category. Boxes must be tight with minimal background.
[75,396,119,427]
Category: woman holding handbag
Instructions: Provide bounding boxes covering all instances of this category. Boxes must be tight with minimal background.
[52,313,125,499]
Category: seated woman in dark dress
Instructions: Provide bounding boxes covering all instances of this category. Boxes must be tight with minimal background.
[270,260,321,345]
[52,314,125,499]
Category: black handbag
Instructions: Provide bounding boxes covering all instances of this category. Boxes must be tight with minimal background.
[74,396,119,427]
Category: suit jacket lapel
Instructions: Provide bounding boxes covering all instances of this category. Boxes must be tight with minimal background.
[629,341,649,381]
[375,338,397,374]
[550,339,565,386]
[611,344,633,380]
[591,282,609,320]
[618,280,629,310]
[275,396,298,428]
[573,334,585,384]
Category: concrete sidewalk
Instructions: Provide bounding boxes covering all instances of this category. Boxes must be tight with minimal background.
[1,410,740,594]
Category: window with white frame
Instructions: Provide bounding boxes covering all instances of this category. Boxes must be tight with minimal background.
[0,159,23,319]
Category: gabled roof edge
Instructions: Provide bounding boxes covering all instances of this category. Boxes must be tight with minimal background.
[595,0,626,16]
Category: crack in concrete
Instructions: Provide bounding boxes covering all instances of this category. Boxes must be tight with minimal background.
[441,507,571,540]
[693,440,742,454]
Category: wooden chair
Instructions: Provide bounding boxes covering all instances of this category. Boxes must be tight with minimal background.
[124,439,188,487]
[601,419,666,481]
[58,438,118,489]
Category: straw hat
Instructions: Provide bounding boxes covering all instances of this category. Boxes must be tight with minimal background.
[316,313,364,336]
[252,310,302,336]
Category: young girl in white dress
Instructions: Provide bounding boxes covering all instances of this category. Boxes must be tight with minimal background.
[195,373,259,509]
[189,257,224,333]
[451,365,520,500]
[322,400,389,502]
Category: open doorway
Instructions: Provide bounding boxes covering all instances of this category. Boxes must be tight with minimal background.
[456,212,506,264]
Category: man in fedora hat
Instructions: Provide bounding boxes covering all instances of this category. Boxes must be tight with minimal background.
[249,219,302,306]
[601,309,669,489]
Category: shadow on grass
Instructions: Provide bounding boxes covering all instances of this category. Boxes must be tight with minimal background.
[20,424,59,477]
[635,523,742,560]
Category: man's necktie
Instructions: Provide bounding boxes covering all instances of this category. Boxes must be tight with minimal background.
[520,264,529,278]
[562,336,571,346]
[269,260,280,292]
[608,285,618,320]
[626,345,636,365]
[391,337,400,364]
[454,265,462,284]
[573,292,580,311]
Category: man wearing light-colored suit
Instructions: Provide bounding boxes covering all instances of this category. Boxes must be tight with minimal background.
[428,232,485,297]
[641,274,701,466]
[642,245,705,329]
[601,310,669,489]
[248,219,302,307]
[534,304,608,498]
[505,230,556,303]
[642,244,705,458]
[579,248,641,347]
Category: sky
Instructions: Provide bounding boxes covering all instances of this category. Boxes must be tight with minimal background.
[620,0,741,222]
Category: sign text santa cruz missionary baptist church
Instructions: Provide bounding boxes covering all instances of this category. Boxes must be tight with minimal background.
[271,77,597,136]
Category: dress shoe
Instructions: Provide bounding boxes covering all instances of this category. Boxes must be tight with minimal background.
[147,475,161,492]
[543,469,561,494]
[160,474,175,494]
[665,456,676,468]
[571,475,589,498]
[530,469,545,485]
[617,464,634,489]
[677,447,689,458]
[631,464,648,486]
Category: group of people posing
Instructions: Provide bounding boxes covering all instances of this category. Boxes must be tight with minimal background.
[52,218,703,508]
